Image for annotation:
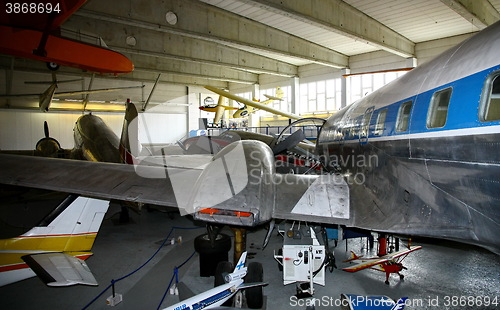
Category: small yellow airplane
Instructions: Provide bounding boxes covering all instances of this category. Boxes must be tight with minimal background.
[202,86,299,123]
[198,95,239,124]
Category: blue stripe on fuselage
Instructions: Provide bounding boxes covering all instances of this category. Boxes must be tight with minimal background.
[191,288,232,310]
[329,65,500,143]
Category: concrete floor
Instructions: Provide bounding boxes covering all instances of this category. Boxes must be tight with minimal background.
[1,202,499,310]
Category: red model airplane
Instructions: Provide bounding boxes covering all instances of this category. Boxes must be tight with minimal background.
[0,0,133,74]
[342,245,422,285]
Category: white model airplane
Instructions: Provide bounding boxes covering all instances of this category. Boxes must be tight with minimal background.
[163,252,267,310]
[0,195,110,286]
[340,294,408,310]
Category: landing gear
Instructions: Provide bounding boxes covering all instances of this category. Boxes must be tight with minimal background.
[194,233,231,277]
[245,261,264,309]
[46,62,59,71]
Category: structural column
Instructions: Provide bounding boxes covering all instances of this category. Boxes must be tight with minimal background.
[341,68,350,109]
[291,76,300,115]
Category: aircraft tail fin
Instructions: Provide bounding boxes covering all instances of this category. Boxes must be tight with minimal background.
[343,251,363,263]
[224,252,248,283]
[233,251,247,273]
[22,195,110,252]
[391,297,408,310]
[119,98,140,164]
[1,196,109,286]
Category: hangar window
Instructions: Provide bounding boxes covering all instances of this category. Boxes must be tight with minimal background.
[374,109,387,136]
[396,101,412,133]
[480,71,500,122]
[427,87,452,128]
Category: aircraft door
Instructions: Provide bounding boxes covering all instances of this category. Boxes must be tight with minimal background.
[359,106,374,145]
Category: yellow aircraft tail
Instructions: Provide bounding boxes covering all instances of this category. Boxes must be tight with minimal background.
[343,251,364,263]
[0,195,109,286]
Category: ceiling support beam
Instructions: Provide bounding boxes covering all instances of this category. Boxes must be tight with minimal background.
[236,0,415,58]
[441,0,500,30]
[75,0,348,68]
[66,14,297,78]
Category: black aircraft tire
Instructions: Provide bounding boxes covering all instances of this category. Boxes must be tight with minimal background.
[245,262,263,309]
[214,261,233,287]
[46,62,59,71]
[194,233,231,254]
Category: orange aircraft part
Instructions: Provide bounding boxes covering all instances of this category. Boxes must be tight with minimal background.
[0,25,133,74]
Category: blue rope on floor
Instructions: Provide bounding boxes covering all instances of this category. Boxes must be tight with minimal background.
[81,226,202,310]
[156,250,197,310]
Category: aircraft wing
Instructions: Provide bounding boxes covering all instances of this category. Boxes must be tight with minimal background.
[343,246,422,272]
[388,246,423,259]
[214,105,226,124]
[205,86,301,120]
[52,85,145,97]
[342,258,390,272]
[0,154,179,207]
[0,85,144,99]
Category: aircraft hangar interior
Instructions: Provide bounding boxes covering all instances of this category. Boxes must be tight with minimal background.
[0,0,499,309]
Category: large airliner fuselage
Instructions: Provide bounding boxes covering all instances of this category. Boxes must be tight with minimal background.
[316,21,500,252]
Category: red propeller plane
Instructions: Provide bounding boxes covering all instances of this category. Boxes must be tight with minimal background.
[342,245,422,285]
[0,0,133,74]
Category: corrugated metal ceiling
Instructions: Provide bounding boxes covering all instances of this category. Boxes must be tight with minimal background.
[201,0,500,64]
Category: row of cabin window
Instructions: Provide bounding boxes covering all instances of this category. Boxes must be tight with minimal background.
[373,71,500,136]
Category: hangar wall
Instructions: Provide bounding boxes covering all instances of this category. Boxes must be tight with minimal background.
[0,110,123,150]
[0,32,473,149]
[0,110,187,150]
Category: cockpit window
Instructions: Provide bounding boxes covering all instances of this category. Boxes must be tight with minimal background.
[427,87,452,128]
[481,71,500,122]
[396,101,412,133]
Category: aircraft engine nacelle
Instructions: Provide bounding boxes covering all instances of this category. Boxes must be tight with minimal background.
[35,137,61,157]
[191,140,276,226]
[191,140,350,227]
[224,269,247,283]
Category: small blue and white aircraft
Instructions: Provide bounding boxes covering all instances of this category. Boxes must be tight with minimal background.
[163,252,267,310]
[340,294,408,310]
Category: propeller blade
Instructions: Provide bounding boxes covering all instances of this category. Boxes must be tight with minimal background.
[44,121,49,138]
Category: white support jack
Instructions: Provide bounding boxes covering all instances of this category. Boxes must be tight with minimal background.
[274,223,326,299]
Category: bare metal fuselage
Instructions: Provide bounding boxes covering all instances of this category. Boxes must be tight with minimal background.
[316,22,500,252]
